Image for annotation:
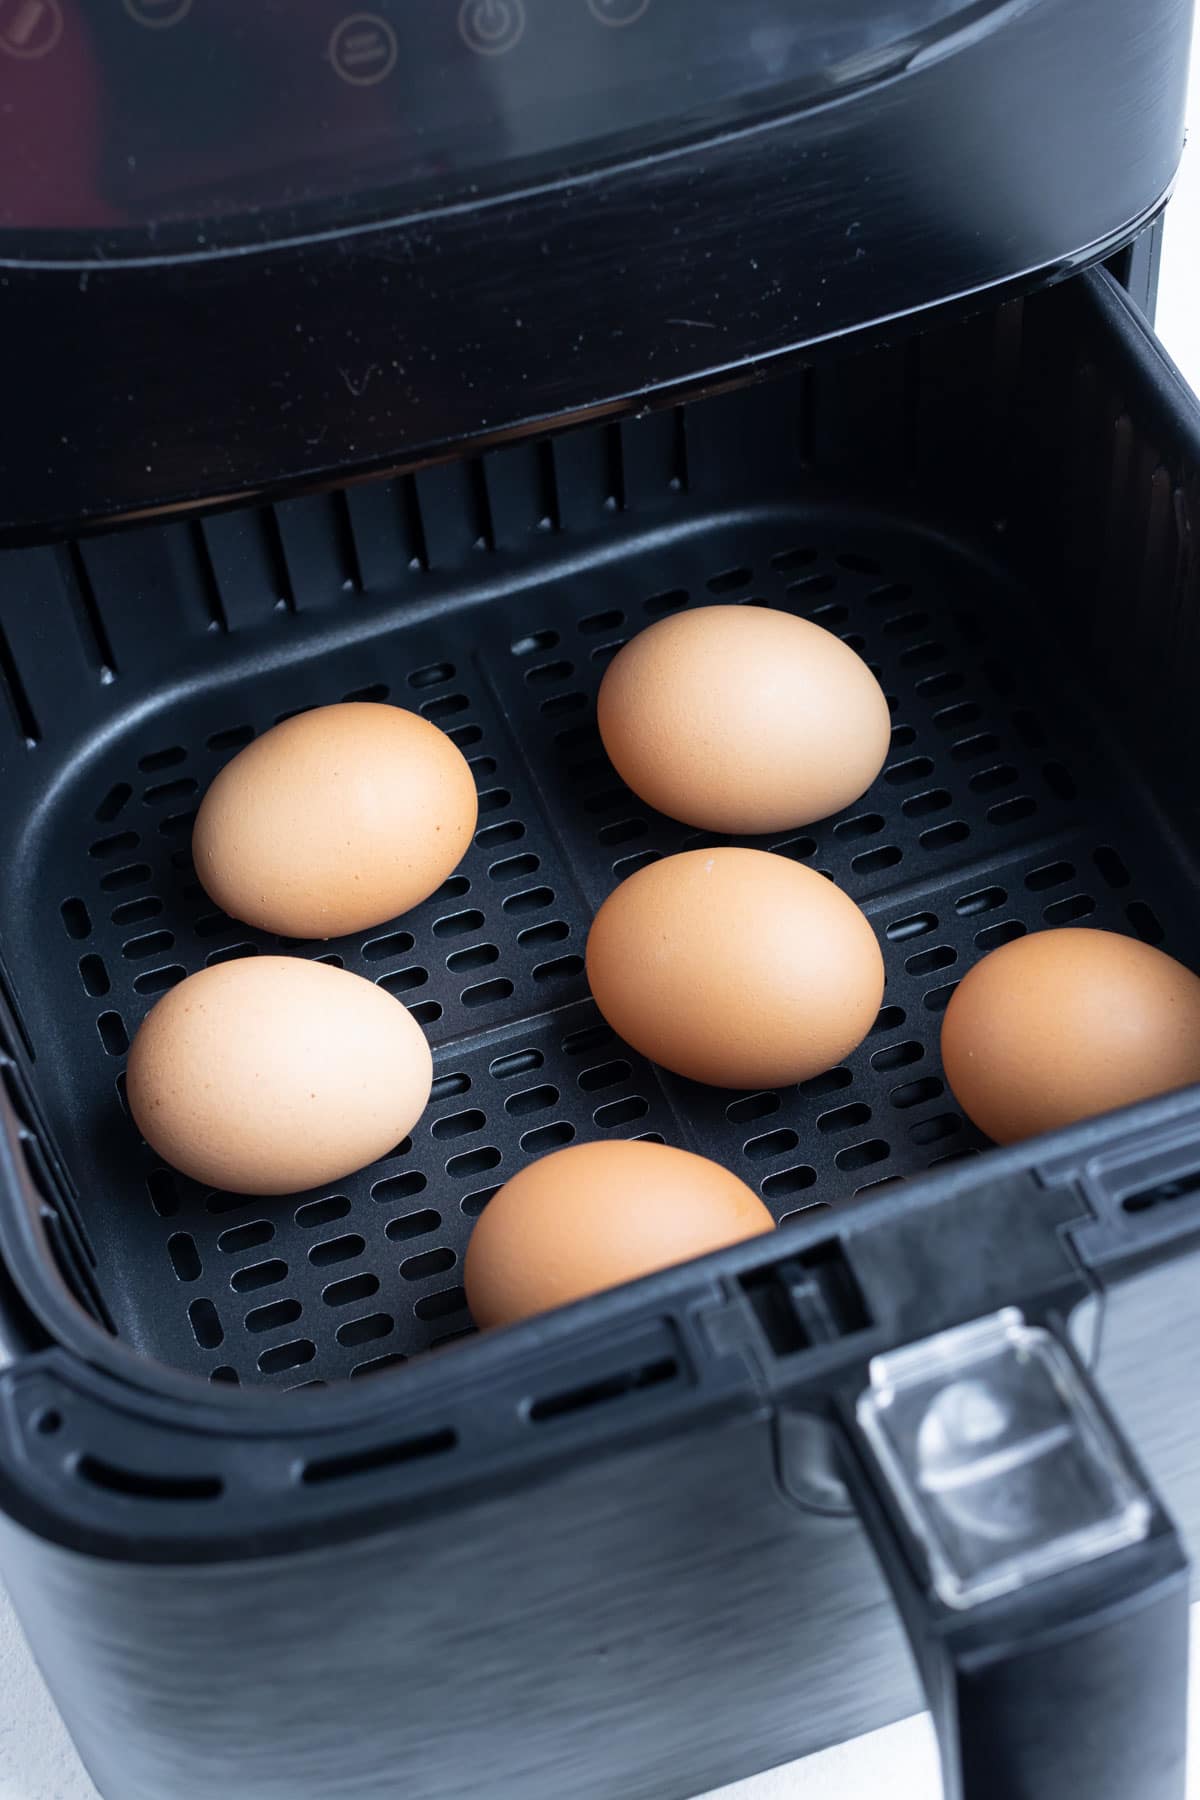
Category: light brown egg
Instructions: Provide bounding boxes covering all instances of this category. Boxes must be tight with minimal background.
[193,702,478,940]
[941,927,1200,1144]
[596,603,891,833]
[463,1139,774,1328]
[586,847,885,1088]
[126,957,433,1195]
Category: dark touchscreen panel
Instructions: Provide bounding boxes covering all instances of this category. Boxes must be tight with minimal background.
[0,0,992,243]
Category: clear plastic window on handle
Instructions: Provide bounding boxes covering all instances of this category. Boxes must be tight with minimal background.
[856,1308,1152,1611]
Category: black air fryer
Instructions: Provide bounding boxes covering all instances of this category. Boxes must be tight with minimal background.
[0,4,1198,1797]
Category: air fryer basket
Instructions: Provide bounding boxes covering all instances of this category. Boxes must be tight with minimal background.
[1,266,1199,1800]
[1,268,1199,1393]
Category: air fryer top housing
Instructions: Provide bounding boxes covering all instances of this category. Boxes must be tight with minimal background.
[0,0,1191,539]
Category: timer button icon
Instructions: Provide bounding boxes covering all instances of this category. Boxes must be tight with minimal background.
[0,0,62,58]
[458,0,525,56]
[587,0,651,25]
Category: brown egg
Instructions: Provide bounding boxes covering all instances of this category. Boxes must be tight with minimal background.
[586,848,885,1088]
[193,702,478,940]
[463,1139,774,1328]
[596,604,891,833]
[127,957,433,1195]
[941,927,1200,1144]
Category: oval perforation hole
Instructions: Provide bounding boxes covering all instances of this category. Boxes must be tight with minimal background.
[988,796,1037,826]
[476,821,524,850]
[90,829,139,859]
[890,1077,944,1110]
[910,1113,962,1145]
[976,919,1026,951]
[525,659,573,686]
[518,920,570,950]
[135,965,186,996]
[835,813,884,842]
[645,588,688,616]
[342,683,389,704]
[490,1048,543,1080]
[295,1195,351,1229]
[97,1013,128,1057]
[421,693,470,722]
[956,885,1006,916]
[378,967,428,996]
[362,930,415,962]
[773,835,817,862]
[231,1258,289,1292]
[167,1233,201,1282]
[871,1039,923,1073]
[1043,894,1095,926]
[578,1058,631,1092]
[140,745,187,772]
[744,1128,800,1161]
[372,1171,428,1205]
[903,789,952,819]
[337,1313,395,1347]
[594,1095,649,1128]
[218,1220,274,1255]
[324,1273,381,1307]
[446,1146,501,1179]
[835,1140,889,1173]
[852,845,901,875]
[503,886,554,916]
[970,763,1019,795]
[258,1339,316,1375]
[1127,902,1165,945]
[511,630,557,658]
[506,1084,559,1117]
[61,898,92,940]
[100,862,151,893]
[462,977,515,1008]
[434,908,486,940]
[410,660,456,688]
[920,821,969,852]
[726,1092,781,1124]
[905,944,956,977]
[541,692,587,719]
[79,954,110,997]
[613,850,660,877]
[533,954,584,983]
[521,1121,575,1154]
[446,944,500,974]
[124,936,176,964]
[147,1169,180,1218]
[923,982,960,1013]
[144,777,198,808]
[431,1108,486,1141]
[414,1287,467,1322]
[761,1165,818,1198]
[246,1298,302,1335]
[400,1248,456,1283]
[308,1234,366,1268]
[707,565,753,594]
[385,1210,442,1242]
[886,912,937,943]
[817,1102,871,1135]
[1094,847,1131,890]
[580,609,624,635]
[461,1186,500,1217]
[188,1298,223,1349]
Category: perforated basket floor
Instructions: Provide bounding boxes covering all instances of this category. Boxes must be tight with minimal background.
[7,504,1199,1388]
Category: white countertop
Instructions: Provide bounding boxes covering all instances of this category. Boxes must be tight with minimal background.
[6,43,1200,1800]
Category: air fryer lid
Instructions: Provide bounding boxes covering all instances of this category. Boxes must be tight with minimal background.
[0,0,1190,538]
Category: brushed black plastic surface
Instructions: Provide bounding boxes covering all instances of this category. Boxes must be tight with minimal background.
[0,0,1191,537]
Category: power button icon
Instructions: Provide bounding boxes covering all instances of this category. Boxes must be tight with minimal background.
[587,0,650,23]
[458,0,525,56]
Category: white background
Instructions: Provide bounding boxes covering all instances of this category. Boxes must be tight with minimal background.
[4,36,1200,1800]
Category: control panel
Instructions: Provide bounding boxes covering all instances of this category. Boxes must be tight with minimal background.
[0,0,987,241]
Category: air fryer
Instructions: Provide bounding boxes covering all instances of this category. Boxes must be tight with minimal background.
[0,3,1197,1799]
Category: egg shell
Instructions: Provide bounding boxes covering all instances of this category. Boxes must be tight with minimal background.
[941,926,1200,1144]
[586,847,885,1089]
[463,1139,774,1328]
[126,956,433,1195]
[596,603,892,833]
[192,702,478,940]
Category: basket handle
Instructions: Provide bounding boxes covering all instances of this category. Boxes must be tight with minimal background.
[840,1308,1191,1800]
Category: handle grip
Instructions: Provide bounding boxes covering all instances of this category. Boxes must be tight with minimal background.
[841,1309,1191,1800]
